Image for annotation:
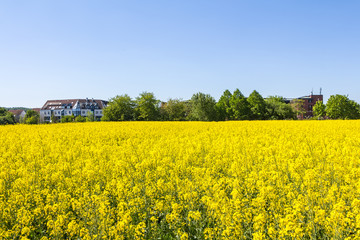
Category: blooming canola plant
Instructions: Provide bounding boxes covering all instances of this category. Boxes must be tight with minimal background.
[0,121,360,239]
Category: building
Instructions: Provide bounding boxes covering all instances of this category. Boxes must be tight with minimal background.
[284,92,323,119]
[8,109,26,123]
[40,98,108,122]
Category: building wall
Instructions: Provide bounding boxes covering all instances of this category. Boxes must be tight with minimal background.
[40,110,51,122]
[20,111,26,120]
[302,95,323,118]
[40,108,104,122]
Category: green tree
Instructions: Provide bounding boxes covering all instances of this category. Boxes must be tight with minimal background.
[135,92,160,121]
[102,94,135,121]
[290,99,306,119]
[216,90,232,121]
[24,110,40,124]
[189,92,217,121]
[163,99,187,121]
[229,89,251,120]
[349,100,360,119]
[265,96,296,120]
[0,108,15,125]
[326,95,360,119]
[86,111,94,122]
[247,90,267,120]
[19,116,25,124]
[313,100,326,119]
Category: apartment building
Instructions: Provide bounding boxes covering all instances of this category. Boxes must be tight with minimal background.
[40,98,108,122]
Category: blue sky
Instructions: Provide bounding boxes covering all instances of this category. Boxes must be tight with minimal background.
[1,1,359,108]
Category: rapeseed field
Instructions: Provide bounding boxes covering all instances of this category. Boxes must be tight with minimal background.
[1,121,360,239]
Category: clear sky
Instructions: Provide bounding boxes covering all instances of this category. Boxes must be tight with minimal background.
[1,1,359,108]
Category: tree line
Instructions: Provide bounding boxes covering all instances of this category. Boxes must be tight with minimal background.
[102,90,296,121]
[1,90,360,125]
[102,90,360,122]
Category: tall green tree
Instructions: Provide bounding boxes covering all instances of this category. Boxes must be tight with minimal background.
[313,100,326,119]
[229,89,251,120]
[326,94,360,119]
[189,92,217,121]
[163,99,187,121]
[216,90,232,121]
[102,94,135,121]
[247,90,267,120]
[0,108,15,125]
[265,96,296,120]
[24,110,40,124]
[135,92,160,121]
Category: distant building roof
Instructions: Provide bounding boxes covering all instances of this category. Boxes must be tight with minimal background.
[41,99,108,110]
[32,108,41,113]
[8,109,25,116]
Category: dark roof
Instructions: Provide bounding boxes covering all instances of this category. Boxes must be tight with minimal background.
[41,99,108,110]
[32,108,41,113]
[8,109,25,116]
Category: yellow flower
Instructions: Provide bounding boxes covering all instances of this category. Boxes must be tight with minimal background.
[1,121,360,239]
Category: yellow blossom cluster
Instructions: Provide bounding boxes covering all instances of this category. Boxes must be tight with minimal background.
[1,121,360,239]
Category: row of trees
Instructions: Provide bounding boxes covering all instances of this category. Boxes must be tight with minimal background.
[103,90,297,121]
[104,91,360,122]
[1,91,360,125]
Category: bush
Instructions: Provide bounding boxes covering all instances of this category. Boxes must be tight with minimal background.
[24,110,40,124]
[0,108,15,125]
[61,115,75,123]
[75,115,86,122]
